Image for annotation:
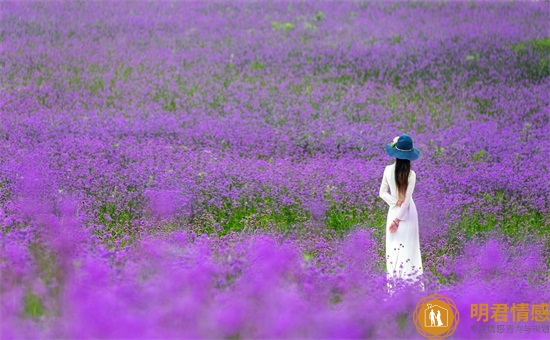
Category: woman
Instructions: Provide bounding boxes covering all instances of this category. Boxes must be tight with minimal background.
[436,310,443,326]
[379,134,424,294]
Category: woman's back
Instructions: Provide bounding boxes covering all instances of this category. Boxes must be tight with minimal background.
[385,163,416,200]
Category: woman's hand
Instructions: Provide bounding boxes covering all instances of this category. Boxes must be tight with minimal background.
[396,198,404,207]
[389,220,399,233]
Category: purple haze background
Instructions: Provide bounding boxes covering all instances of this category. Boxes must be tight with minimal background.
[1,1,549,339]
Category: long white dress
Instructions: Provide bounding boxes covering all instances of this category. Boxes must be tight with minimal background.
[379,163,424,293]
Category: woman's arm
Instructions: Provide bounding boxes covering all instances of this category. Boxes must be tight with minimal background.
[395,171,416,221]
[379,168,398,207]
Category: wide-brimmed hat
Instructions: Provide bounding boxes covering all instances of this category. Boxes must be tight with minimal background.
[385,134,420,161]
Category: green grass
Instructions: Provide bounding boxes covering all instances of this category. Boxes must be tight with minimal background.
[454,191,549,240]
[24,292,45,318]
[94,187,145,248]
[428,192,550,283]
[397,312,410,333]
[204,196,310,236]
[510,37,550,80]
[271,21,294,31]
[324,203,386,236]
[28,242,60,287]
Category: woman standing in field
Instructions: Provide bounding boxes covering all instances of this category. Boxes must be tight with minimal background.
[379,134,424,294]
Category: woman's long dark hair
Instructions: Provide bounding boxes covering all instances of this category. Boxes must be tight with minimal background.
[395,158,411,199]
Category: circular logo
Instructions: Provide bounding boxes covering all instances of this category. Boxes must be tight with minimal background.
[413,294,460,339]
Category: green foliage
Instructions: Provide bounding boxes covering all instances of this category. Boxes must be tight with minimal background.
[97,202,140,246]
[454,192,548,241]
[152,87,179,111]
[95,186,144,247]
[28,242,59,286]
[531,38,550,52]
[457,210,495,237]
[24,292,45,318]
[303,252,314,262]
[205,196,309,236]
[325,201,386,237]
[119,65,133,82]
[397,312,409,333]
[303,22,317,32]
[424,189,550,284]
[86,76,105,93]
[521,122,532,142]
[325,204,365,234]
[510,42,526,53]
[392,34,402,45]
[510,38,550,80]
[313,11,325,22]
[67,66,82,90]
[271,21,294,31]
[510,38,550,53]
[250,60,265,70]
[321,74,351,84]
[329,287,343,305]
[472,96,494,117]
[472,149,488,162]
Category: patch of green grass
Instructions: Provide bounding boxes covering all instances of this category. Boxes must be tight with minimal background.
[321,74,352,84]
[510,42,526,53]
[329,287,343,305]
[392,34,402,45]
[427,192,550,283]
[86,76,105,94]
[204,196,309,236]
[313,10,325,22]
[456,191,549,241]
[457,210,550,241]
[464,54,479,61]
[28,242,59,286]
[94,186,145,248]
[271,21,294,31]
[472,96,494,117]
[510,38,550,80]
[303,22,317,33]
[511,38,550,54]
[250,60,265,70]
[411,187,550,285]
[532,38,550,51]
[117,65,133,82]
[325,204,377,235]
[324,199,388,250]
[152,87,179,112]
[24,292,45,318]
[397,312,409,333]
[472,149,488,162]
[303,252,315,262]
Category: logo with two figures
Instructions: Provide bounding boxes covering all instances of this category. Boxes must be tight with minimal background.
[426,303,447,327]
[414,294,460,339]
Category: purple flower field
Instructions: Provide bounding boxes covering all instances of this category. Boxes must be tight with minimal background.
[1,1,549,338]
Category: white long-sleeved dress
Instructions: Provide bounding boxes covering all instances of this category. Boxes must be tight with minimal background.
[379,163,424,292]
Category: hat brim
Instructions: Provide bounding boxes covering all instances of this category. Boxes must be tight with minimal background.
[386,144,420,161]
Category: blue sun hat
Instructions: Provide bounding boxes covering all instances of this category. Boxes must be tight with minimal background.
[385,134,420,161]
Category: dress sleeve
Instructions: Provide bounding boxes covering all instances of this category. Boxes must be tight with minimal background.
[396,171,416,221]
[379,167,397,207]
